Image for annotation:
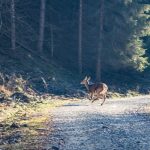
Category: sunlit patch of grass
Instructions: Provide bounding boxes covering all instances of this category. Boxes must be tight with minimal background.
[126,90,140,97]
[108,90,141,99]
[108,92,125,99]
[0,98,69,149]
[20,116,47,127]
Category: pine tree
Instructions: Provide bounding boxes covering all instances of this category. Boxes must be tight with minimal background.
[11,0,16,51]
[38,0,46,53]
[96,0,104,81]
[98,0,150,71]
[78,0,83,74]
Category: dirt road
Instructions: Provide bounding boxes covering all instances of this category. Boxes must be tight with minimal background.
[47,96,150,150]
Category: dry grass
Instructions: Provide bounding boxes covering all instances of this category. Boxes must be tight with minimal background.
[0,85,12,97]
[0,99,69,150]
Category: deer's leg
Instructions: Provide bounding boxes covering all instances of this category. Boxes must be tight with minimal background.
[91,96,99,103]
[88,93,91,100]
[91,93,94,100]
[91,98,97,103]
[101,94,106,106]
[88,93,93,100]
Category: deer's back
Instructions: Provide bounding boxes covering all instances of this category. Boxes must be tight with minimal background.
[89,83,108,94]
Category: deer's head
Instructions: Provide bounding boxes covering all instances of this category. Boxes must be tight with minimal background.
[80,76,91,85]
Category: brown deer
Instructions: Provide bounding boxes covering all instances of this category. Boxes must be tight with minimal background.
[80,76,108,105]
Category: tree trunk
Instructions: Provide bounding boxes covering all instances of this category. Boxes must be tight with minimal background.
[96,0,104,82]
[11,0,16,51]
[78,0,83,74]
[38,0,46,53]
[50,24,54,58]
[0,1,2,31]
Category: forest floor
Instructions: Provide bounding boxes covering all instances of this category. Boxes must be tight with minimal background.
[0,98,69,150]
[1,96,150,150]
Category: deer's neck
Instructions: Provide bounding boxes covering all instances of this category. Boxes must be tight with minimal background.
[85,83,89,92]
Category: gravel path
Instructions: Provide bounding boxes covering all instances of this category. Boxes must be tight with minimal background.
[47,97,150,150]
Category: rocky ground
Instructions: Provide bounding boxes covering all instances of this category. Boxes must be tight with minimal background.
[47,96,150,150]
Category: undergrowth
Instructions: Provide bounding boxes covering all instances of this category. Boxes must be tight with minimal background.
[0,99,68,150]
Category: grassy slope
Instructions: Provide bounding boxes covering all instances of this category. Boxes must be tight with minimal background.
[0,48,78,149]
[0,47,81,95]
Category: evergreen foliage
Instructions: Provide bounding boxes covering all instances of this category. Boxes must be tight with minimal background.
[0,0,149,79]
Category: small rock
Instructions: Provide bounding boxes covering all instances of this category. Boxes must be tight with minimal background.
[52,146,59,150]
[102,125,108,129]
[21,124,28,127]
[0,95,5,102]
[10,123,20,128]
[10,92,30,103]
[0,123,4,127]
[136,141,140,144]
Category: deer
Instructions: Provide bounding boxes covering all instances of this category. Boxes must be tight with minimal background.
[80,76,108,106]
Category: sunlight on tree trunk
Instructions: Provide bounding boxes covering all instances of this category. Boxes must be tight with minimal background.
[38,0,46,53]
[50,24,54,58]
[78,0,83,75]
[0,1,2,31]
[96,0,104,82]
[11,0,16,51]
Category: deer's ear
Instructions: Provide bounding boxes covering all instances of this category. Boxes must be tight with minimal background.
[85,76,87,80]
[88,76,91,81]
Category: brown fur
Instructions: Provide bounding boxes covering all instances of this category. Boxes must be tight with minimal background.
[80,76,108,105]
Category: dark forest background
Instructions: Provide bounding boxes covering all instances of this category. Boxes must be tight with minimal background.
[0,0,150,95]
